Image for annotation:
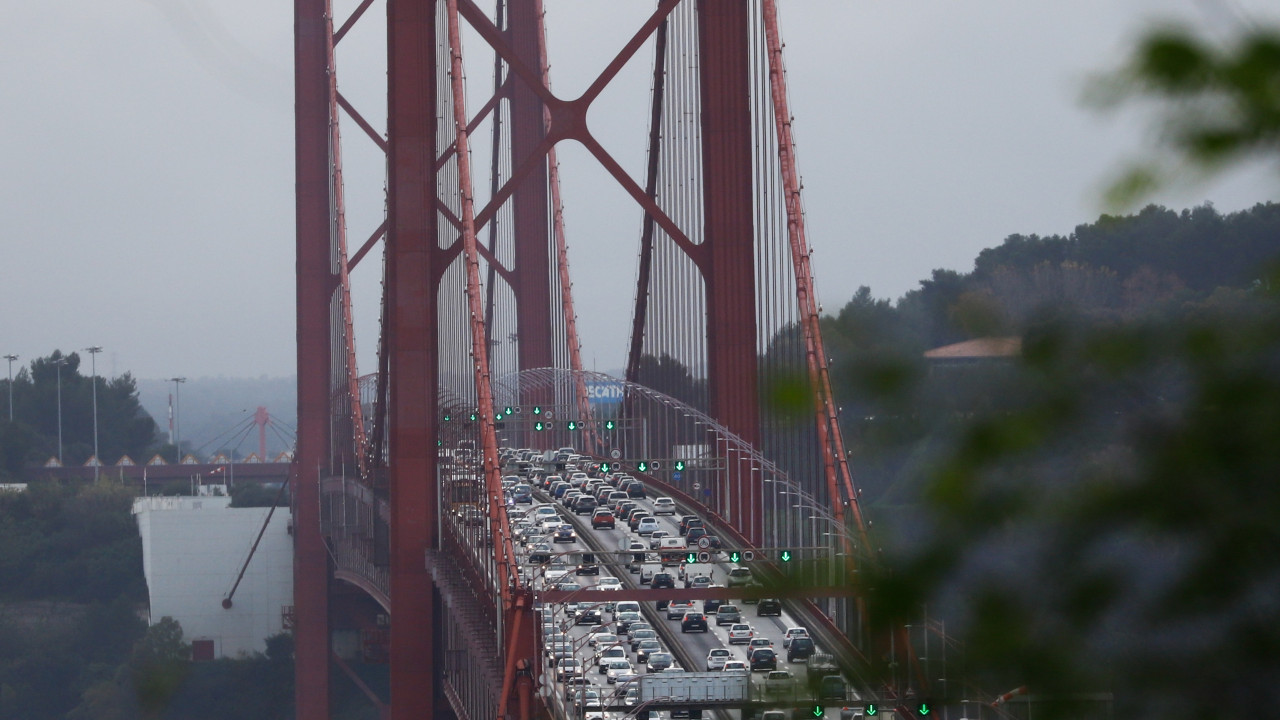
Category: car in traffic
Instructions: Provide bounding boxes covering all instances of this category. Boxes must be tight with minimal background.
[573,495,598,515]
[748,647,777,671]
[595,645,627,672]
[562,676,591,701]
[596,577,623,591]
[635,517,661,535]
[628,629,658,651]
[591,509,615,529]
[726,566,753,586]
[706,648,731,671]
[527,544,552,564]
[782,627,810,648]
[683,574,711,590]
[652,497,677,515]
[627,511,652,531]
[685,526,708,543]
[763,670,796,697]
[748,637,774,653]
[787,637,816,663]
[715,605,742,625]
[756,598,782,616]
[727,623,753,644]
[646,652,675,673]
[615,611,643,634]
[604,658,635,684]
[651,572,675,589]
[666,601,694,620]
[552,524,577,543]
[648,530,671,550]
[575,608,602,625]
[587,632,617,648]
[635,639,663,664]
[556,657,583,681]
[680,613,708,633]
[722,660,748,673]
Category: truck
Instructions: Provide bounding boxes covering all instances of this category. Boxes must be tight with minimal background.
[639,671,749,703]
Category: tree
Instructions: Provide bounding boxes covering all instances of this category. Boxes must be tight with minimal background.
[0,351,161,472]
[857,21,1280,720]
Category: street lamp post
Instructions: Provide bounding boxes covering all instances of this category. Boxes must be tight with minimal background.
[86,347,102,481]
[169,377,186,461]
[54,356,68,464]
[3,353,16,421]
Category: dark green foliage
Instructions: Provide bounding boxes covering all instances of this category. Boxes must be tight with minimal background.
[0,481,145,603]
[860,294,1280,719]
[1093,25,1280,205]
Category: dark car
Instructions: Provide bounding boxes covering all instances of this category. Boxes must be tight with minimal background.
[677,515,700,535]
[757,598,782,616]
[573,495,598,515]
[627,511,652,531]
[552,525,577,543]
[686,527,708,543]
[786,637,816,663]
[591,509,615,529]
[624,480,646,499]
[575,563,600,576]
[651,572,675,589]
[749,647,778,671]
[701,534,722,549]
[575,608,602,625]
[703,596,724,614]
[680,613,708,633]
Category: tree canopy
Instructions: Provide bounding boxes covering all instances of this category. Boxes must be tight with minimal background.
[0,350,161,478]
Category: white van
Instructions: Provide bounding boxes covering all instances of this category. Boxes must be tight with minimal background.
[658,537,688,552]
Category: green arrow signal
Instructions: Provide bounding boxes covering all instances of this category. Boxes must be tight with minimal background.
[918,704,931,716]
[812,706,823,718]
[780,550,792,562]
[865,704,878,717]
[729,551,741,563]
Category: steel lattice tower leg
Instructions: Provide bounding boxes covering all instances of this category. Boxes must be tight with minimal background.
[387,1,440,718]
[699,0,762,544]
[294,0,334,716]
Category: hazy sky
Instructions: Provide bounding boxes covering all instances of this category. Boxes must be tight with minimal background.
[3,1,1277,382]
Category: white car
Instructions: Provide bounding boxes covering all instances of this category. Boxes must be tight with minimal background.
[666,601,694,620]
[636,517,661,536]
[604,658,635,684]
[706,648,731,671]
[727,623,754,644]
[596,577,623,591]
[652,497,677,515]
[723,660,749,673]
[782,627,810,649]
[596,645,627,672]
[588,631,618,647]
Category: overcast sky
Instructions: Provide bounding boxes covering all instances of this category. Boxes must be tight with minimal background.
[2,0,1277,384]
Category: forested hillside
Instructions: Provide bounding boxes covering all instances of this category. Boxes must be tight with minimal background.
[822,202,1280,505]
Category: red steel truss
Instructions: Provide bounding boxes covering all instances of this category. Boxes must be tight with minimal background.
[294,2,871,718]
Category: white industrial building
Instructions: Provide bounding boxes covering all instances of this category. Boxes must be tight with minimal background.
[133,488,293,659]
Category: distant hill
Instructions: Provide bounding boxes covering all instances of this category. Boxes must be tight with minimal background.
[136,377,297,460]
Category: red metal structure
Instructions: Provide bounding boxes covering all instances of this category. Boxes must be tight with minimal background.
[293,2,871,718]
